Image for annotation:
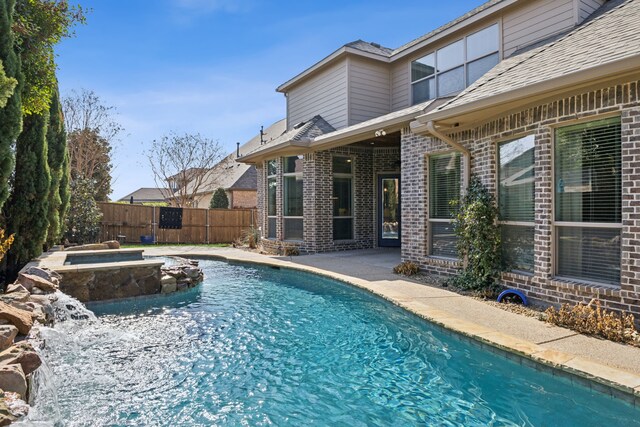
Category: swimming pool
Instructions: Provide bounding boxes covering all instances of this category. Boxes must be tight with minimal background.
[26,259,640,426]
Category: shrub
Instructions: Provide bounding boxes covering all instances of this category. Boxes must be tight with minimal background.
[0,229,14,262]
[393,261,419,276]
[241,225,260,249]
[210,188,229,209]
[64,178,103,244]
[448,175,502,294]
[546,299,640,346]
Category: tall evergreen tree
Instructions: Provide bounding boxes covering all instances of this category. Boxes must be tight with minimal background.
[6,111,51,266]
[45,86,66,248]
[58,143,70,238]
[0,0,22,211]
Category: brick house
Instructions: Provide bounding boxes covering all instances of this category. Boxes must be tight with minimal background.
[241,0,640,316]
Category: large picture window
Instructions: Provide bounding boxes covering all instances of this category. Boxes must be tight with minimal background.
[498,135,535,273]
[554,117,621,285]
[333,156,353,240]
[283,156,304,240]
[266,160,277,239]
[411,24,499,104]
[429,153,460,258]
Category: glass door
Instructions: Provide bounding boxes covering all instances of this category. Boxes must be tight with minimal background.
[378,174,401,247]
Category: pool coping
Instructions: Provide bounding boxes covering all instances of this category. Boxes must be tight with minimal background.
[32,247,640,406]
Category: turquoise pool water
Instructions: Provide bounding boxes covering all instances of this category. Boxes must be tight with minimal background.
[28,259,640,426]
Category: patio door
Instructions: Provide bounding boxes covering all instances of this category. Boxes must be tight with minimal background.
[378,174,401,247]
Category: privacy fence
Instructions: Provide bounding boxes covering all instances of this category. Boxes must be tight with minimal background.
[97,202,256,244]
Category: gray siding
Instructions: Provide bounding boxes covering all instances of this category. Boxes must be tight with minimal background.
[287,61,348,131]
[578,0,606,23]
[503,0,575,57]
[348,58,391,125]
[391,60,410,112]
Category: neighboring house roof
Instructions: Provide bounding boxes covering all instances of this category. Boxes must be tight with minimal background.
[228,167,257,191]
[118,187,168,203]
[191,118,287,196]
[416,0,638,127]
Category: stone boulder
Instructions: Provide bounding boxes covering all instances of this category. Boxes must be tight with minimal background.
[1,391,28,421]
[0,342,41,375]
[64,243,110,252]
[0,327,18,352]
[161,275,177,294]
[104,240,121,249]
[17,273,58,294]
[0,303,33,335]
[24,266,61,283]
[0,365,27,398]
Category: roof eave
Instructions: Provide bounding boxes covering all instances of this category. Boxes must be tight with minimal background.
[237,140,312,164]
[413,54,640,130]
[276,47,389,93]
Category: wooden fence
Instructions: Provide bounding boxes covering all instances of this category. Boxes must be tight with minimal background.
[98,202,256,244]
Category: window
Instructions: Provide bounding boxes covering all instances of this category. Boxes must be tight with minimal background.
[266,160,277,239]
[283,156,304,240]
[411,24,499,104]
[333,156,354,240]
[498,135,535,273]
[429,153,460,257]
[554,117,621,285]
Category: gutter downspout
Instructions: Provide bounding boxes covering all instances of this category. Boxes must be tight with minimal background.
[425,120,470,193]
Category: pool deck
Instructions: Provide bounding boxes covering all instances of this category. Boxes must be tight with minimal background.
[37,246,640,404]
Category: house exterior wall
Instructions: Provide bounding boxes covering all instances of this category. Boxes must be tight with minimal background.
[401,77,640,318]
[257,146,400,254]
[231,190,256,208]
[502,0,575,57]
[348,57,391,125]
[287,60,348,131]
[578,0,606,23]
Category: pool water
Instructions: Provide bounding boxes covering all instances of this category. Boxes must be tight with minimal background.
[26,259,640,426]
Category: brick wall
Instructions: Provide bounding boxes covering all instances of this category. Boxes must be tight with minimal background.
[401,78,640,317]
[231,190,256,209]
[257,145,400,254]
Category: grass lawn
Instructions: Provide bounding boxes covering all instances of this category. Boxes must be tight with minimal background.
[122,243,230,249]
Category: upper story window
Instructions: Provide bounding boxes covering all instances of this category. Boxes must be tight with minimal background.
[411,24,499,104]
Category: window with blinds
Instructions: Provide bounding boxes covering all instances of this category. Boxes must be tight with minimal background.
[283,156,304,240]
[498,135,535,273]
[266,160,277,239]
[554,117,621,285]
[429,153,460,258]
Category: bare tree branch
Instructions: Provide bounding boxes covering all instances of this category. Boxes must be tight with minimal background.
[146,132,228,207]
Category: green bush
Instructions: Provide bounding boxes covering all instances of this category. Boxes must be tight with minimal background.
[210,187,229,209]
[65,178,103,244]
[448,175,502,294]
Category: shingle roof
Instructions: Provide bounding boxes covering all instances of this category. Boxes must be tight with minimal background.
[117,187,168,203]
[193,118,286,195]
[345,40,394,57]
[228,166,257,190]
[433,0,638,114]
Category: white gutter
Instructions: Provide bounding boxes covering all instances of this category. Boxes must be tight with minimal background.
[411,120,470,193]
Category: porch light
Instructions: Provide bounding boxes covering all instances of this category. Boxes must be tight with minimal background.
[374,129,387,137]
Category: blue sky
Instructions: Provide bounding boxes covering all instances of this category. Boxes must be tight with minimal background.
[56,0,486,200]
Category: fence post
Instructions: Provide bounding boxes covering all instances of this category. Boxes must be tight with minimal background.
[206,209,210,244]
[152,206,156,244]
